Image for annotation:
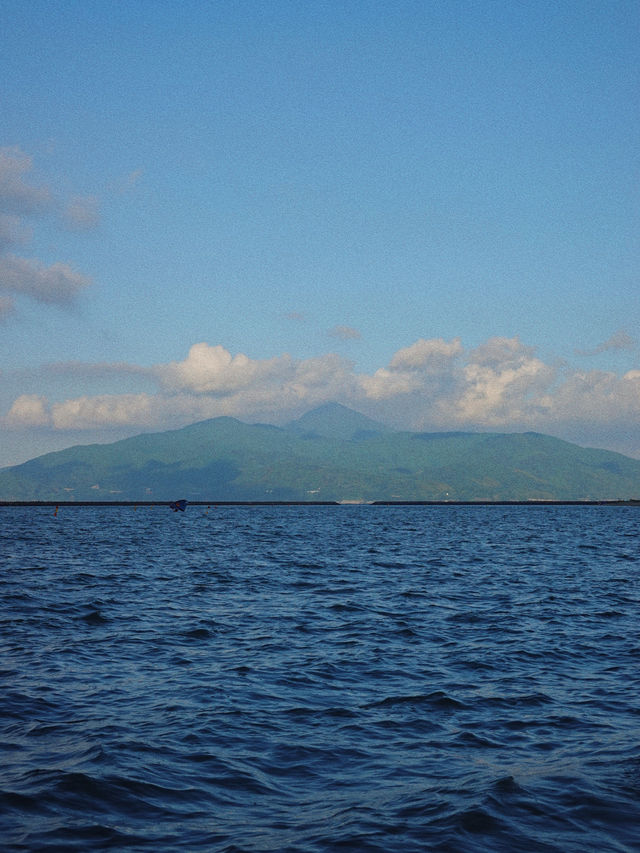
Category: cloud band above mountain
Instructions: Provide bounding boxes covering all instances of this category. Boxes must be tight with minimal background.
[4,336,640,459]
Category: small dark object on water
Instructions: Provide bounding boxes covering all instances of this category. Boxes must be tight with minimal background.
[169,499,187,512]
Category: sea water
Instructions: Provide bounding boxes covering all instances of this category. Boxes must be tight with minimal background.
[1,504,639,852]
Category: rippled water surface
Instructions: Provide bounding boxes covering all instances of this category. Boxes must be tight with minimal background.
[1,505,639,851]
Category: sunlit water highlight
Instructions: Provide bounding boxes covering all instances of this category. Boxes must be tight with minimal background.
[1,505,639,851]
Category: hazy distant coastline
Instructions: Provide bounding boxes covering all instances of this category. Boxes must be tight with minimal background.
[2,405,640,503]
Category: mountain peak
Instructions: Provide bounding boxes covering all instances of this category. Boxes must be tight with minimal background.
[286,402,391,441]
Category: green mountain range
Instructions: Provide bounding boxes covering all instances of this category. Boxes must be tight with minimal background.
[1,403,640,502]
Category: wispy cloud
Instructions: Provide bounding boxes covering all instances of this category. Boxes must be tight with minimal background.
[116,168,144,195]
[0,213,31,251]
[61,195,100,231]
[0,147,95,316]
[0,255,91,305]
[0,147,52,216]
[328,325,361,341]
[0,294,15,320]
[40,360,150,379]
[576,330,637,356]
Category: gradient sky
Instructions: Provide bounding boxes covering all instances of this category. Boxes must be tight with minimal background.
[1,0,639,467]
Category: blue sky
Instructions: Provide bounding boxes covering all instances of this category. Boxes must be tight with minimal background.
[1,0,639,467]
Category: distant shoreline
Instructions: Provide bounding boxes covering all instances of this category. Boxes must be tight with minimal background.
[1,500,639,508]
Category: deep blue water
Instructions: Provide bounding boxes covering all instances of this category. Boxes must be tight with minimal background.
[1,505,639,852]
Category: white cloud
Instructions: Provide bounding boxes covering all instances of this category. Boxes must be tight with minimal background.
[156,343,290,394]
[287,353,358,401]
[456,360,553,424]
[0,254,91,305]
[361,337,462,401]
[455,338,555,425]
[50,394,157,429]
[537,369,640,427]
[5,394,50,427]
[3,347,358,431]
[360,366,424,400]
[389,337,463,371]
[468,336,538,368]
[155,344,359,416]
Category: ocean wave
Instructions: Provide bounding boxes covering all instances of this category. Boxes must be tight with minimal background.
[1,505,639,851]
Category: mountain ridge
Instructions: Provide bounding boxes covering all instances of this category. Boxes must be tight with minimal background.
[1,404,639,502]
